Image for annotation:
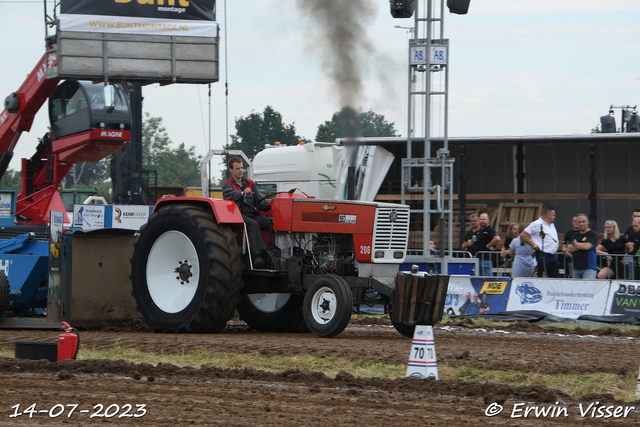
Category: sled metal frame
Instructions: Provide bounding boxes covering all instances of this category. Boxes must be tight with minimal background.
[0,318,60,329]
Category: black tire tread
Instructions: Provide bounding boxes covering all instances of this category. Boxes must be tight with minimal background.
[303,274,352,338]
[130,204,244,333]
[0,270,9,315]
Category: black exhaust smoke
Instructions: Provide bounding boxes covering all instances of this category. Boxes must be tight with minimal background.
[296,0,377,138]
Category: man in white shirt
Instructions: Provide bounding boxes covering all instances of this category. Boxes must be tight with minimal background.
[520,206,560,278]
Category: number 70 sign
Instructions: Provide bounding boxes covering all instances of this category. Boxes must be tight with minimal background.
[405,325,438,379]
[410,45,448,65]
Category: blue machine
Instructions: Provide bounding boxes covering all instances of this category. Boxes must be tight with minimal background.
[0,191,50,313]
[0,233,49,310]
[401,257,477,276]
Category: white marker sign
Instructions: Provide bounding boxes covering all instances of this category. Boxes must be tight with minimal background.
[406,325,438,379]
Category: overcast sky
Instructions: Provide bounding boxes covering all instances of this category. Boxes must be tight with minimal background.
[1,1,638,181]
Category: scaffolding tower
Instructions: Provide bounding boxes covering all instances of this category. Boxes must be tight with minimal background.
[402,0,455,268]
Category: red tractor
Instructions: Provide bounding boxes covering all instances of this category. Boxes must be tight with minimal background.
[130,175,445,338]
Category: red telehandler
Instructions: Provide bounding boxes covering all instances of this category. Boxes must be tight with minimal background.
[0,46,131,226]
[0,47,131,317]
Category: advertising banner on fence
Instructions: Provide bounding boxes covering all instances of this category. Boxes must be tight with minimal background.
[507,278,609,319]
[48,211,65,321]
[0,192,12,218]
[445,275,473,316]
[73,205,106,230]
[0,191,15,227]
[60,0,217,37]
[606,281,640,316]
[112,205,152,230]
[445,276,511,316]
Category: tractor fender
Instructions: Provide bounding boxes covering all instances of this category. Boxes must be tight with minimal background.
[152,197,245,236]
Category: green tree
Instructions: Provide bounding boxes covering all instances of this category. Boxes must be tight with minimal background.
[227,106,305,159]
[0,114,202,202]
[0,169,21,192]
[316,107,399,141]
[141,113,202,187]
[62,160,108,191]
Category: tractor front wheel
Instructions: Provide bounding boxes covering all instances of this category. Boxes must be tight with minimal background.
[302,275,352,338]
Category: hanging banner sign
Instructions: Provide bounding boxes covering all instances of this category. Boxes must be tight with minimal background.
[605,281,640,316]
[445,276,511,316]
[507,278,609,319]
[60,0,217,37]
[73,205,106,230]
[112,205,153,230]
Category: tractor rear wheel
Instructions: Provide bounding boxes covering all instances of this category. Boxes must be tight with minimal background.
[237,293,309,333]
[130,204,243,333]
[302,274,352,338]
[0,271,9,315]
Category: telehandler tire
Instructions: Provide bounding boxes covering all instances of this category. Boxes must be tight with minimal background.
[302,274,352,338]
[130,204,243,333]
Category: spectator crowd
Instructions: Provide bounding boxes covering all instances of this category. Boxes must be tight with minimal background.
[454,206,640,279]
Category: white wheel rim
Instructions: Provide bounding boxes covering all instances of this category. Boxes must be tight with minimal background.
[146,231,200,314]
[248,293,291,313]
[310,286,337,325]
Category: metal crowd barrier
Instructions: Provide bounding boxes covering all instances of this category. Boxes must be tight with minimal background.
[594,253,637,280]
[473,250,506,277]
[474,251,639,279]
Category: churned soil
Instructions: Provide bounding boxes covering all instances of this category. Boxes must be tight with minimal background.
[1,318,639,426]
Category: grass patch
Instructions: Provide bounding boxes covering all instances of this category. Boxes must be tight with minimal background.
[442,365,638,402]
[77,348,640,401]
[78,346,405,379]
[3,345,637,401]
[439,316,640,332]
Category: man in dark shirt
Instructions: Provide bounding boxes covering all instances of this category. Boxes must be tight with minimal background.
[562,215,579,251]
[458,292,472,315]
[461,213,480,254]
[628,218,640,280]
[464,293,481,315]
[566,214,598,279]
[222,157,272,266]
[561,215,579,277]
[479,293,490,314]
[474,213,500,276]
[624,210,640,245]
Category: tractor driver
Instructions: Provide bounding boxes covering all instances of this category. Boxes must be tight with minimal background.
[222,157,272,264]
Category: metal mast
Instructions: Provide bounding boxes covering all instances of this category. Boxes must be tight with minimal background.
[402,0,455,267]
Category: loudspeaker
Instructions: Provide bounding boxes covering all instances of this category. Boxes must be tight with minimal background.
[390,0,415,19]
[447,0,470,15]
[600,115,616,133]
[627,114,640,133]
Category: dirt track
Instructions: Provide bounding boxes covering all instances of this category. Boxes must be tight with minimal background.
[1,318,640,426]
